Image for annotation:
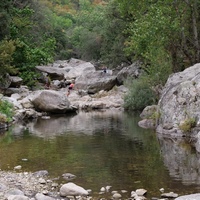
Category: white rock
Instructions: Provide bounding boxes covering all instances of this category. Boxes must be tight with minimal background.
[59,182,89,197]
[113,193,122,199]
[14,165,22,170]
[136,189,147,196]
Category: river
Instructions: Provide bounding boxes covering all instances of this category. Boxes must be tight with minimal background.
[0,110,200,199]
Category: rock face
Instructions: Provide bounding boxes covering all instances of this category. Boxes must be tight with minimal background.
[157,63,200,135]
[75,71,117,94]
[116,61,142,85]
[31,90,71,113]
[59,182,89,197]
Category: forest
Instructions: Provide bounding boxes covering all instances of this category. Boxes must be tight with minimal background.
[0,0,200,110]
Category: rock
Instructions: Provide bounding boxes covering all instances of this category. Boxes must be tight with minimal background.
[175,193,200,200]
[112,193,122,199]
[33,170,49,177]
[161,192,178,198]
[31,90,71,113]
[62,173,76,180]
[136,189,147,196]
[138,119,156,129]
[65,61,96,80]
[116,61,142,85]
[35,193,55,200]
[59,182,89,197]
[140,105,158,119]
[5,189,24,198]
[10,76,23,88]
[157,63,200,135]
[14,165,22,170]
[75,71,117,94]
[7,195,29,200]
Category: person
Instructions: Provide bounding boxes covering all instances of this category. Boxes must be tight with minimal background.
[103,66,107,74]
[45,75,51,89]
[67,82,75,96]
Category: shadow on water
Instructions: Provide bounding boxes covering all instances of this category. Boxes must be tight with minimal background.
[0,110,200,198]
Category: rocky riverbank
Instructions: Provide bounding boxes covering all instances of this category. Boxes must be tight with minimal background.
[0,169,188,200]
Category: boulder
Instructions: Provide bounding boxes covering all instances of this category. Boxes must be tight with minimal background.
[75,71,117,94]
[31,90,71,113]
[116,62,142,85]
[35,66,66,80]
[7,195,29,200]
[64,61,96,80]
[35,193,54,200]
[59,182,89,197]
[175,193,200,200]
[9,76,23,88]
[157,63,200,135]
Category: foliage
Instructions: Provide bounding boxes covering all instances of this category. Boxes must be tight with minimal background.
[124,78,157,111]
[0,39,17,76]
[0,99,14,122]
[179,118,196,133]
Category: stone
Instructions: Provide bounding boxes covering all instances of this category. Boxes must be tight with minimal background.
[31,90,71,113]
[59,182,89,197]
[14,165,22,170]
[175,193,200,200]
[136,189,147,196]
[35,193,55,200]
[7,195,29,200]
[112,193,122,199]
[161,192,178,198]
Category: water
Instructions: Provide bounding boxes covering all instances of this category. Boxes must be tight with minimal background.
[0,110,200,199]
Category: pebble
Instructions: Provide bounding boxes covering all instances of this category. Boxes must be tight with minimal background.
[14,165,22,170]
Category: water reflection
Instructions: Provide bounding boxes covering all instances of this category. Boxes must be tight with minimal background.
[0,111,200,198]
[158,134,200,185]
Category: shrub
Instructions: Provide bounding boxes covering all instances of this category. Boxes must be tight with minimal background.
[124,79,157,111]
[179,118,196,133]
[0,99,14,122]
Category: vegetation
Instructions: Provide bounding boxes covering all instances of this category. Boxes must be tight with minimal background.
[179,118,196,133]
[0,99,14,123]
[0,0,200,110]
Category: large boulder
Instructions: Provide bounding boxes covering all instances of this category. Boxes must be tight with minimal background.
[116,62,142,85]
[64,61,96,80]
[157,63,200,135]
[75,71,117,94]
[35,59,96,81]
[30,90,72,113]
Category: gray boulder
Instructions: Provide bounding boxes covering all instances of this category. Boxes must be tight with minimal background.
[31,90,71,113]
[59,182,89,197]
[116,62,142,85]
[10,76,23,88]
[175,193,200,200]
[157,63,200,135]
[64,61,96,80]
[75,71,117,94]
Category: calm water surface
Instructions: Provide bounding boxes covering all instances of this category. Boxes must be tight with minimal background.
[0,110,200,199]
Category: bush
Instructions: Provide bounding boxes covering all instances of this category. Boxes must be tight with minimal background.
[124,79,157,111]
[179,118,196,133]
[0,99,14,122]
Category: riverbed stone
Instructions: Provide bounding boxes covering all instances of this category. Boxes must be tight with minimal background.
[175,193,200,200]
[35,193,55,200]
[59,182,89,197]
[7,195,30,200]
[161,192,178,198]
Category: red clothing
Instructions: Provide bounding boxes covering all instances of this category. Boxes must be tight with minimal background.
[69,83,74,89]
